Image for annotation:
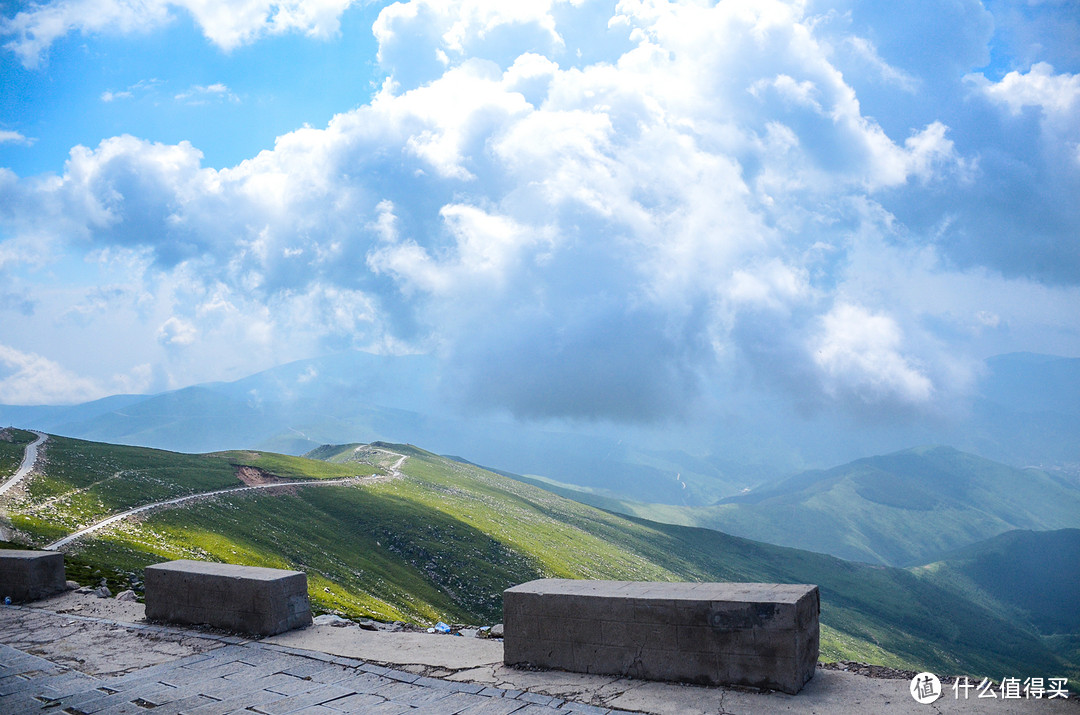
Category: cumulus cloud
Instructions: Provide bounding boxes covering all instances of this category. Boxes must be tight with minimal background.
[1,0,356,68]
[0,343,106,404]
[812,302,933,407]
[969,62,1080,117]
[1,0,1078,421]
[157,316,197,346]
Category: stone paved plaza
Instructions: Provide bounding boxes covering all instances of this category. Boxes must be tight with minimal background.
[0,628,610,715]
[2,595,1077,715]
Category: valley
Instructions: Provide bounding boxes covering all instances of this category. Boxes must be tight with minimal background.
[528,446,1080,567]
[1,429,1077,691]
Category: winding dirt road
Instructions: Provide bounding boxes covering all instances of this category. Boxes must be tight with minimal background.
[0,430,47,499]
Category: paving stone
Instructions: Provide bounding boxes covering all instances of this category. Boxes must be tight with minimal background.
[413,675,460,690]
[48,685,117,711]
[319,691,388,712]
[179,685,292,715]
[306,664,360,685]
[262,672,329,697]
[351,700,415,715]
[121,681,183,706]
[0,612,577,715]
[450,682,486,694]
[414,690,506,715]
[513,706,571,715]
[221,659,296,682]
[0,674,38,696]
[455,698,532,715]
[516,691,556,706]
[557,704,612,714]
[179,658,257,680]
[377,679,459,706]
[248,683,357,714]
[236,648,298,667]
[0,690,46,713]
[334,671,393,694]
[383,668,421,683]
[279,659,341,679]
[137,692,221,715]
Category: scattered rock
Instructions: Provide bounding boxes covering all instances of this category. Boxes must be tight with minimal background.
[75,587,93,594]
[115,590,137,602]
[65,580,81,591]
[313,614,354,627]
[93,586,112,599]
[460,628,479,639]
[489,623,504,638]
[358,619,379,631]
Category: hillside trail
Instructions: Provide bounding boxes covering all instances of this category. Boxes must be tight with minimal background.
[42,444,409,551]
[0,430,48,499]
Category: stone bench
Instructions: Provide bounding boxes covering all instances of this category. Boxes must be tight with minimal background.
[503,580,819,694]
[144,560,312,637]
[0,550,66,603]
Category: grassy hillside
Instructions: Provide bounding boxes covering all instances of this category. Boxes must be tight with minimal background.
[558,446,1080,567]
[913,529,1080,636]
[3,435,1074,685]
[0,427,36,476]
[1,435,378,542]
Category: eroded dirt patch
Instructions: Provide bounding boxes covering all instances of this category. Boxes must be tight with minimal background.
[235,465,288,486]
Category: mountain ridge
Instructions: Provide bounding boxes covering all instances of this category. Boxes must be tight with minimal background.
[2,350,1078,506]
[2,432,1076,684]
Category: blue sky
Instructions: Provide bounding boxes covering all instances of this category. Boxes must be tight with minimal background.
[0,0,1078,430]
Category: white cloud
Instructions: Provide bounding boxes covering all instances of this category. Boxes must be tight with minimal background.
[0,343,106,404]
[841,35,919,92]
[1,0,1078,416]
[175,83,239,104]
[100,90,132,102]
[967,62,1080,119]
[373,0,571,86]
[1,0,357,68]
[157,316,197,345]
[0,130,33,145]
[812,302,934,406]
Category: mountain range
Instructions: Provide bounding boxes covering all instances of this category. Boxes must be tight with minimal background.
[1,351,1078,507]
[1,430,1076,687]
[541,445,1080,566]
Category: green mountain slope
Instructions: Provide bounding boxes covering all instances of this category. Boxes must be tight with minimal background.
[0,427,36,476]
[1,435,1075,685]
[913,529,1080,636]
[567,446,1080,567]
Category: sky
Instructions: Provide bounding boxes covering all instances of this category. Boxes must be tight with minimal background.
[0,0,1078,429]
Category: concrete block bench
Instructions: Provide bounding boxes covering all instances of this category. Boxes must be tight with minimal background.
[144,560,312,637]
[503,580,819,694]
[0,550,66,603]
